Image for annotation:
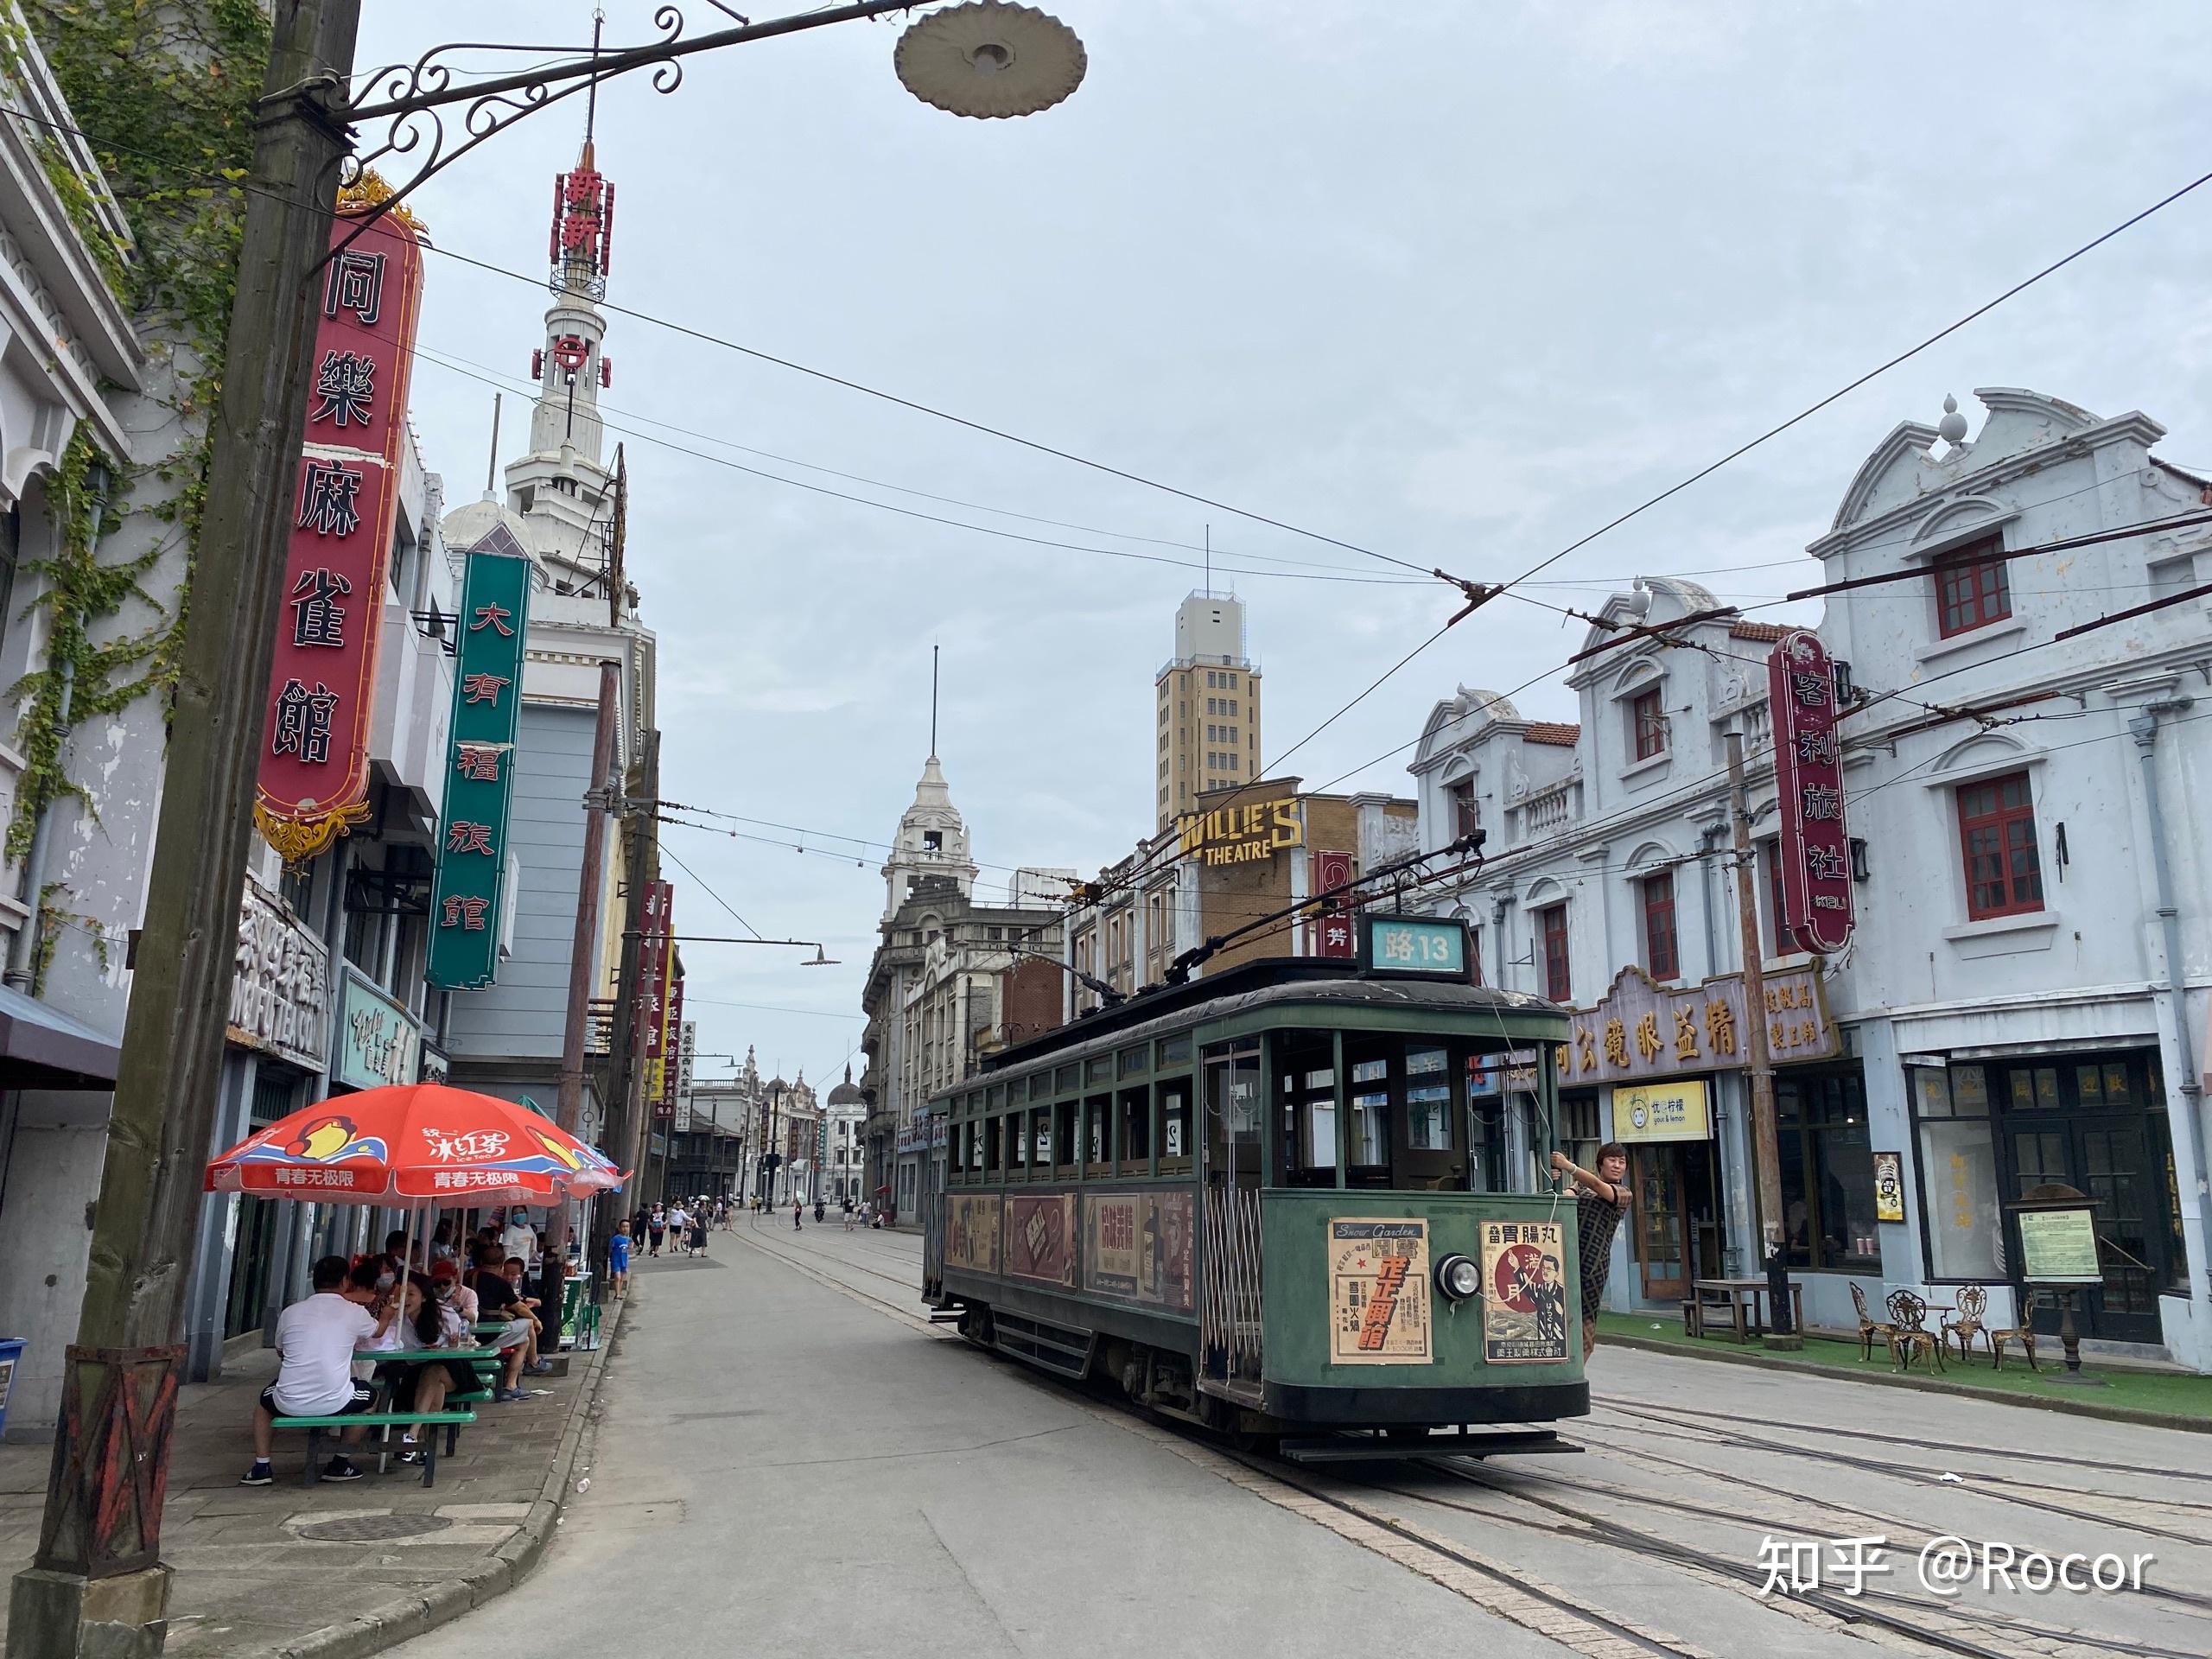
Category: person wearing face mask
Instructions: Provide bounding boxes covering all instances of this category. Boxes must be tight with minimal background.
[388,1274,478,1465]
[351,1259,406,1385]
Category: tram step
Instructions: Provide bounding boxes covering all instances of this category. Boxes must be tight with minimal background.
[990,1310,1095,1378]
[1279,1429,1578,1465]
[927,1311,964,1323]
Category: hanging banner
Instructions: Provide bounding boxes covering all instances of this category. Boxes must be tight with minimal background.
[255,179,428,864]
[654,971,683,1122]
[1313,849,1355,957]
[1768,630,1853,954]
[424,531,533,988]
[638,881,673,1107]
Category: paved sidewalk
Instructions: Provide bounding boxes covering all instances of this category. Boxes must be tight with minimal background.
[0,1296,620,1658]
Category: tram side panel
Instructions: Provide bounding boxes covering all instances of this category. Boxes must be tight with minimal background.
[1258,1191,1590,1426]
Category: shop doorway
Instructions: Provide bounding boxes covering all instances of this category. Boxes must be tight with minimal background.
[1996,1053,2179,1346]
[1630,1141,1720,1301]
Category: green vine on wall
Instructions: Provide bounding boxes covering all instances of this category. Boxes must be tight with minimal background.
[1,2,270,857]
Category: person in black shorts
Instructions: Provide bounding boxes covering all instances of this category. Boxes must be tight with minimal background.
[242,1255,394,1484]
[1553,1143,1631,1362]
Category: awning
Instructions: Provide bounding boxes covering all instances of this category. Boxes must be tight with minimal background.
[0,982,122,1089]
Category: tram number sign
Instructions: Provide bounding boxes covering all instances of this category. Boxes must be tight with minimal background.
[1360,915,1469,978]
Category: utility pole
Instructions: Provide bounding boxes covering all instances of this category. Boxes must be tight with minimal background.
[10,6,361,1652]
[1726,730,1798,1347]
[543,659,620,1325]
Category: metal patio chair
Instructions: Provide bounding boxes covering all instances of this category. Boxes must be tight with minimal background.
[1885,1289,1944,1373]
[1849,1281,1896,1363]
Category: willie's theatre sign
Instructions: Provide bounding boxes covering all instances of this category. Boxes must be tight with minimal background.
[1561,964,1838,1086]
[1176,796,1304,868]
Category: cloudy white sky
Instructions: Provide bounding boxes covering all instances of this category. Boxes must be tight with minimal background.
[359,2,2212,1088]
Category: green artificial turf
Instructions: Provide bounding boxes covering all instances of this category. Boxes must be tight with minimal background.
[1595,1310,2212,1421]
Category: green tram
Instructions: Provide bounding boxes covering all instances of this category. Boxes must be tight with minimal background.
[921,914,1585,1442]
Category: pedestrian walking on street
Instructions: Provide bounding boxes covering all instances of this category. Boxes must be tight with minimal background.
[607,1220,631,1300]
[647,1204,666,1257]
[792,1199,804,1230]
[1552,1144,1631,1362]
[842,1198,855,1232]
[668,1202,690,1256]
[690,1209,709,1256]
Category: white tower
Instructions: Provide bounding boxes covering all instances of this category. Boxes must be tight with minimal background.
[882,754,978,923]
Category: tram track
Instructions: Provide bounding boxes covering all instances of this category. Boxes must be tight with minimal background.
[721,1224,2209,1656]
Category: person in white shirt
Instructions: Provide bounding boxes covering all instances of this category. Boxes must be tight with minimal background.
[500,1209,538,1270]
[668,1204,690,1255]
[242,1255,397,1485]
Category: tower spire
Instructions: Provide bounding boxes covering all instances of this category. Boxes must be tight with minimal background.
[930,644,939,760]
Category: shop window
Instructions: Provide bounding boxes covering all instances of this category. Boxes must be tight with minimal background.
[1934,538,2012,638]
[1641,872,1679,981]
[1775,1071,1879,1272]
[1630,686,1667,760]
[1539,904,1570,1002]
[1957,772,2043,919]
[1909,1064,2001,1281]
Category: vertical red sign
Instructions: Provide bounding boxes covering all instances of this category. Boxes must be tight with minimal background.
[1767,631,1853,954]
[637,880,672,1101]
[1313,849,1356,958]
[255,187,427,864]
[656,976,683,1122]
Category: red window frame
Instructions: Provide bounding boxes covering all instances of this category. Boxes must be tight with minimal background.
[1448,778,1479,838]
[1641,871,1679,981]
[1934,539,2012,638]
[1957,771,2044,919]
[1467,924,1483,986]
[1630,687,1667,760]
[1539,904,1570,1002]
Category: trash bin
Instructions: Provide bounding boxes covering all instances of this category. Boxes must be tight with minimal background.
[0,1339,23,1441]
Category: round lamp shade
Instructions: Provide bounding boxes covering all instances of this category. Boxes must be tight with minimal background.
[895,3,1087,120]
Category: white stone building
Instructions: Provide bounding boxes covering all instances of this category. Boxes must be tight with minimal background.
[1409,388,2212,1370]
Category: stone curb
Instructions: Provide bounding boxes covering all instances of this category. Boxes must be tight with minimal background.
[1600,1330,2212,1434]
[270,1294,627,1659]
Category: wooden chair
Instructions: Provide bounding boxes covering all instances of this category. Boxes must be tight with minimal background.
[1941,1284,1987,1363]
[1849,1281,1895,1362]
[1885,1289,1944,1373]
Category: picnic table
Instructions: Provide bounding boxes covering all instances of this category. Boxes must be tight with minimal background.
[1682,1277,1805,1343]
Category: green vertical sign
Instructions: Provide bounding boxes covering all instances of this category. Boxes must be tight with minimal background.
[426,538,532,988]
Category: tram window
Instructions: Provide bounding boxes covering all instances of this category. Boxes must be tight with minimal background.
[1157,1033,1192,1067]
[1010,1112,1028,1173]
[984,1118,1001,1174]
[1277,1041,1338,1188]
[1030,1072,1052,1103]
[1084,1096,1113,1174]
[1348,1062,1390,1186]
[1204,1046,1263,1190]
[1055,1098,1078,1175]
[1086,1056,1114,1087]
[1158,1083,1192,1172]
[1118,1085,1152,1171]
[1119,1046,1147,1081]
[1056,1064,1080,1094]
[1407,1047,1451,1150]
[1031,1106,1052,1173]
[988,1084,1005,1112]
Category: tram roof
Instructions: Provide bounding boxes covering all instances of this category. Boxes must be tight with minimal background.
[977,957,1566,1080]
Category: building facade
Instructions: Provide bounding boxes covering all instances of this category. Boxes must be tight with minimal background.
[1156,591,1262,830]
[1408,388,2212,1371]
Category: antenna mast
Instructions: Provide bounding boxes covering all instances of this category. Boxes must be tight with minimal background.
[930,644,939,759]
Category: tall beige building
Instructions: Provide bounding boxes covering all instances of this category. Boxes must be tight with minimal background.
[1155,591,1262,830]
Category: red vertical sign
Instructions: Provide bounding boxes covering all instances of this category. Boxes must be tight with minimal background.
[656,976,683,1122]
[1767,631,1853,954]
[255,188,427,863]
[637,880,672,1102]
[1313,849,1356,957]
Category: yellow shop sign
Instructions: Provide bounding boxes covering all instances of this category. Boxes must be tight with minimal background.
[1175,796,1305,867]
[1611,1080,1712,1143]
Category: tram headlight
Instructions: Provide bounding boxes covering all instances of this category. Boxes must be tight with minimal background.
[1436,1253,1482,1301]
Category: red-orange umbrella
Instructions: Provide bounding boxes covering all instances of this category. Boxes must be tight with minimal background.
[205,1083,626,1206]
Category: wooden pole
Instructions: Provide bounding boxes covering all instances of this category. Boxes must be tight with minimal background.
[1726,730,1798,1346]
[13,1,362,1640]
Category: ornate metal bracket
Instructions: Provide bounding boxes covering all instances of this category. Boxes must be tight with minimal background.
[319,1,924,246]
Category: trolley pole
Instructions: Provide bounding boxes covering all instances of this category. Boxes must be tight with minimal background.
[1727,731,1798,1346]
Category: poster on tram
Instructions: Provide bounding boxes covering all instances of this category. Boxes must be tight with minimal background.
[945,1193,1001,1274]
[1006,1193,1076,1287]
[1327,1218,1432,1364]
[1480,1219,1569,1364]
[1082,1192,1194,1312]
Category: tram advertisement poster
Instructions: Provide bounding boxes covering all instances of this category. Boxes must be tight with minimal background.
[1479,1220,1568,1364]
[946,1194,1002,1274]
[1006,1193,1077,1287]
[1327,1218,1433,1365]
[1082,1192,1194,1312]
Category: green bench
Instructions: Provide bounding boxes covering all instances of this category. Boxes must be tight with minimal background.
[270,1409,476,1487]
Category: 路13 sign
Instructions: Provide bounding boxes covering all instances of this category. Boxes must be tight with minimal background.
[255,177,426,864]
[1767,629,1853,953]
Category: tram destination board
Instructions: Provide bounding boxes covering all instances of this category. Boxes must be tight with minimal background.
[1358,914,1471,979]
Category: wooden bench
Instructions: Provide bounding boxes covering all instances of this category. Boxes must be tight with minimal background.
[269,1409,476,1488]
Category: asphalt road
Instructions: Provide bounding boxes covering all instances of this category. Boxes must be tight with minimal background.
[391,1217,2212,1659]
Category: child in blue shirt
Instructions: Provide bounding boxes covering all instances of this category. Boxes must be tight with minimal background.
[607,1220,632,1300]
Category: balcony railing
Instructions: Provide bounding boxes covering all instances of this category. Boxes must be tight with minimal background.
[1520,778,1578,836]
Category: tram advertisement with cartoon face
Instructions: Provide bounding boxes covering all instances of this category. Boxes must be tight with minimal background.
[1482,1219,1569,1363]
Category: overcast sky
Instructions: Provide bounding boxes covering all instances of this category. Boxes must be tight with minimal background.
[359,2,2212,1091]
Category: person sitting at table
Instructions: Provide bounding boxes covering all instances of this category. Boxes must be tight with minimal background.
[242,1254,397,1486]
[431,1257,477,1323]
[388,1274,481,1465]
[470,1245,536,1401]
[350,1258,408,1384]
[429,1220,458,1265]
[500,1254,553,1373]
